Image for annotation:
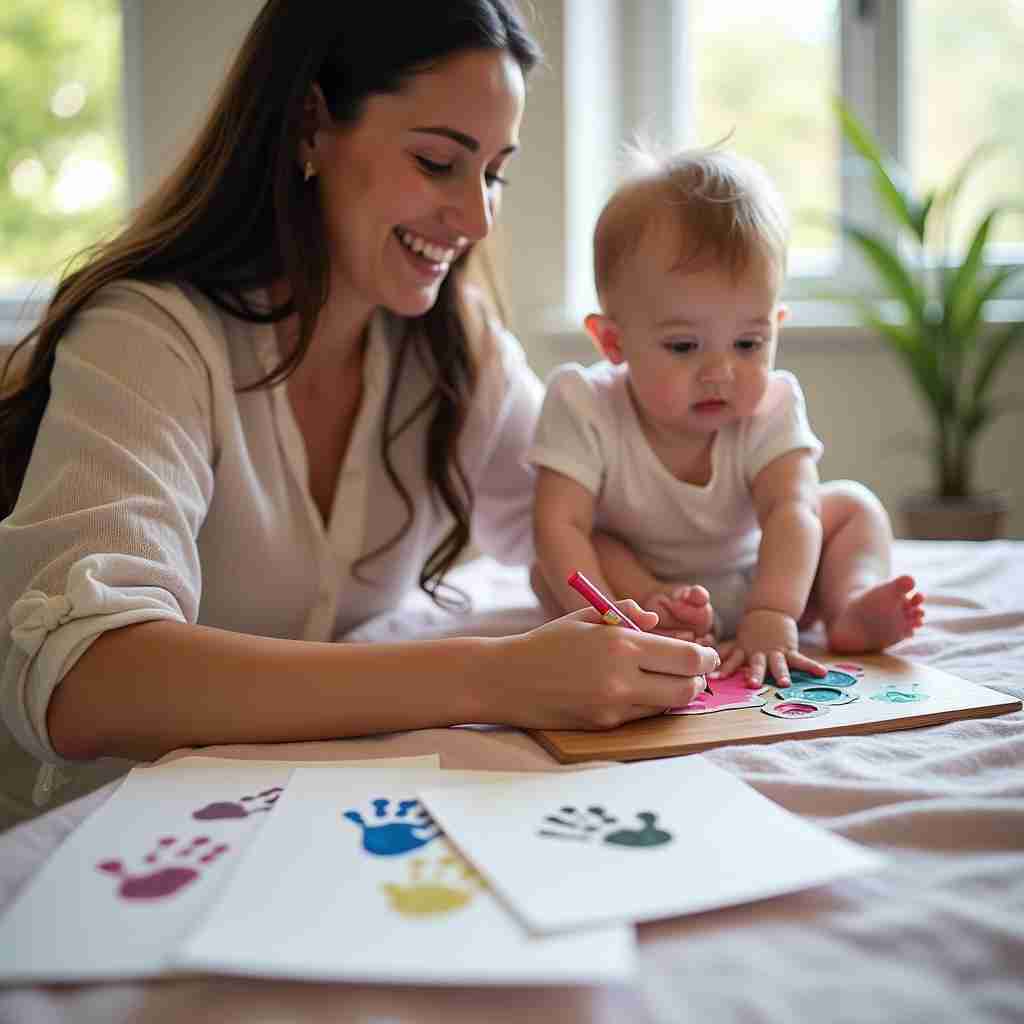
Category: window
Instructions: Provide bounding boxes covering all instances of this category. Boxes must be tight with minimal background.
[0,0,130,339]
[562,0,1024,323]
[908,0,1024,259]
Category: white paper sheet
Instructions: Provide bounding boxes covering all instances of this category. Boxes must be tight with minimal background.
[0,755,439,983]
[417,757,884,934]
[177,765,634,986]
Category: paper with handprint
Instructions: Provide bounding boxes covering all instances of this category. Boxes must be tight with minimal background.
[176,765,632,985]
[0,754,439,983]
[418,757,883,934]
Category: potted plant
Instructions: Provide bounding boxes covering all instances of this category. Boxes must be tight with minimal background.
[830,99,1023,540]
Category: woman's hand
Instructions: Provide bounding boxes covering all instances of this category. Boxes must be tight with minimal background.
[481,603,720,730]
[716,609,827,687]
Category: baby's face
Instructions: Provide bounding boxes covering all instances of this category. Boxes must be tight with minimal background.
[603,226,783,446]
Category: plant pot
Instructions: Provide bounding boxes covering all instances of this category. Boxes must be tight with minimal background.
[901,492,1009,541]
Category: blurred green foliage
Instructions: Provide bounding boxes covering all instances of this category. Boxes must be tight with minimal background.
[0,0,124,290]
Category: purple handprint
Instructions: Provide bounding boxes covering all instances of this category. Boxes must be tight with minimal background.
[192,786,282,820]
[97,835,229,900]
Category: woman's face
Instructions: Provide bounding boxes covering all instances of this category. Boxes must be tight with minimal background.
[309,47,526,319]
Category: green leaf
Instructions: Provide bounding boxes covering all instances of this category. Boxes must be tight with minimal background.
[839,222,928,328]
[959,401,990,442]
[972,319,1024,406]
[943,210,995,337]
[835,98,925,242]
[844,299,948,420]
[936,142,1003,224]
[951,264,1024,347]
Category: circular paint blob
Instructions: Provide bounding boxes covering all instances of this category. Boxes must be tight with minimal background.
[787,668,857,689]
[762,701,828,720]
[776,685,858,705]
[871,688,928,704]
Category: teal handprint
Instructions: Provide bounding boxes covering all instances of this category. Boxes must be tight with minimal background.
[538,805,673,848]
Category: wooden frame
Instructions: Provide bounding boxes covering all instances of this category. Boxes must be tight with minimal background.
[530,650,1022,764]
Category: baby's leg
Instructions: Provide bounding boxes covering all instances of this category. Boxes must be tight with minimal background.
[810,481,925,652]
[592,532,714,639]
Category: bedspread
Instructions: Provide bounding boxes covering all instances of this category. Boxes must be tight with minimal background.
[1,539,1022,1024]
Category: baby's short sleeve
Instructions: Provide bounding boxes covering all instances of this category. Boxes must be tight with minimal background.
[743,370,824,485]
[525,363,607,497]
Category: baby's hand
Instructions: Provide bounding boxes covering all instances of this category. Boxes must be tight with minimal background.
[643,584,715,644]
[716,609,827,686]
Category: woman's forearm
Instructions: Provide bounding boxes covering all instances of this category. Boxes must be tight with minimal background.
[47,620,492,762]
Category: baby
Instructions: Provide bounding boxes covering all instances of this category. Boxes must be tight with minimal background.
[527,146,924,686]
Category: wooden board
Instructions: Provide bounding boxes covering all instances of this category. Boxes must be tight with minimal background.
[529,650,1022,764]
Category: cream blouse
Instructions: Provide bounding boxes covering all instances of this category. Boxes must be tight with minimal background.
[0,280,542,826]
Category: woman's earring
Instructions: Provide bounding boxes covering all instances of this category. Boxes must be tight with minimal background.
[303,160,316,182]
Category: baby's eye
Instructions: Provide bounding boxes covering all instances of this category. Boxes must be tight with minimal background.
[485,170,509,188]
[664,339,697,354]
[735,338,763,352]
[415,155,454,176]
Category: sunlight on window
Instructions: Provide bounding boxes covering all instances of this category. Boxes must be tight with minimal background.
[51,81,89,120]
[909,0,1024,258]
[690,0,841,276]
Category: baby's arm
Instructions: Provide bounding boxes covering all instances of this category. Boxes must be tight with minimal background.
[719,449,828,684]
[533,467,614,614]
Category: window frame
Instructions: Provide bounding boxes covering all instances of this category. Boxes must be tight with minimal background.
[557,0,1023,338]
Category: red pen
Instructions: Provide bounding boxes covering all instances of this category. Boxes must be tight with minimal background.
[567,570,713,694]
[567,570,644,630]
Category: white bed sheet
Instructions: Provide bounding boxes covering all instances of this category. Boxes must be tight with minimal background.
[1,539,1022,1024]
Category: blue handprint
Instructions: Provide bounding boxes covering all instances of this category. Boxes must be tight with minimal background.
[343,797,441,856]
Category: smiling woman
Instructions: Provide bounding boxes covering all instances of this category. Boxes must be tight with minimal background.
[0,0,720,830]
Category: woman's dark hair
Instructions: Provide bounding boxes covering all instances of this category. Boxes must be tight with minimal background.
[0,0,542,606]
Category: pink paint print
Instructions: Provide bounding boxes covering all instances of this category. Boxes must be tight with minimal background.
[666,670,767,715]
[97,835,230,901]
[192,785,283,820]
[762,701,828,720]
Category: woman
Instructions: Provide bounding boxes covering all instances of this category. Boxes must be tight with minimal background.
[0,0,716,828]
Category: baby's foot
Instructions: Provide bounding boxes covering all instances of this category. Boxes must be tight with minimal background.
[645,584,715,641]
[826,575,924,653]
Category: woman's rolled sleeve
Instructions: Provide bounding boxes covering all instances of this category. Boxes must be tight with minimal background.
[5,555,189,763]
[0,282,216,766]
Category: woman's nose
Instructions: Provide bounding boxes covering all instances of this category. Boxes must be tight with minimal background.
[444,177,494,243]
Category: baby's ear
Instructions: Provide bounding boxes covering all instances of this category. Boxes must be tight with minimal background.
[584,314,625,364]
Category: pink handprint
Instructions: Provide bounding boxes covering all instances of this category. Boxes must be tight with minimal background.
[97,835,229,900]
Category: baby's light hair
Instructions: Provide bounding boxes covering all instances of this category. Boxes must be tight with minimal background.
[593,143,790,311]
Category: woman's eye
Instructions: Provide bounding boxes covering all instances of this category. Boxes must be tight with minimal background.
[736,338,762,351]
[485,171,509,188]
[416,155,453,176]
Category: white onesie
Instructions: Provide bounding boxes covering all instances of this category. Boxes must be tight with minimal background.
[526,362,823,638]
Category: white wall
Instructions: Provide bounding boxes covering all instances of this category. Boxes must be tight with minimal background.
[133,1,262,196]
[135,0,1024,538]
